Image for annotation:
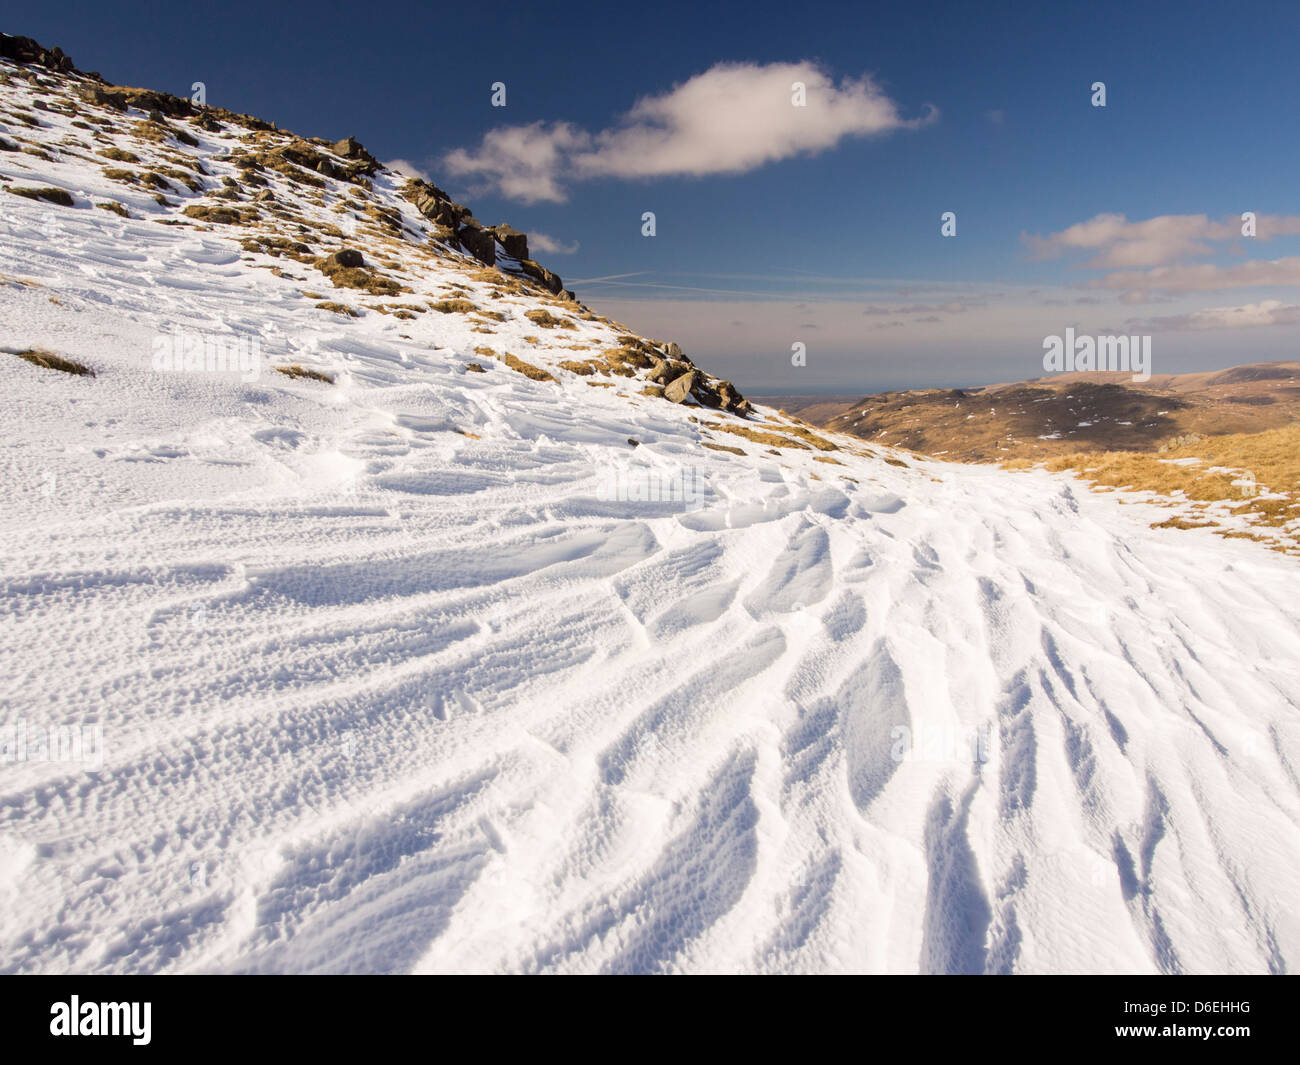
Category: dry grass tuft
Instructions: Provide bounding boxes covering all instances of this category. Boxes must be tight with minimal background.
[12,349,95,376]
[274,364,335,384]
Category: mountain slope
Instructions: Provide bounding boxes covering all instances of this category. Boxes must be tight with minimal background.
[3,41,1300,975]
[809,363,1300,463]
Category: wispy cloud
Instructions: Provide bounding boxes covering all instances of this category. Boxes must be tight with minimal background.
[1024,212,1300,269]
[1089,257,1300,298]
[1127,299,1300,331]
[444,61,935,202]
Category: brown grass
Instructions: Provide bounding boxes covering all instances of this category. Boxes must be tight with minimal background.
[1042,424,1300,554]
[525,308,575,329]
[430,299,477,314]
[315,301,359,317]
[274,364,335,384]
[12,349,95,376]
[499,353,554,381]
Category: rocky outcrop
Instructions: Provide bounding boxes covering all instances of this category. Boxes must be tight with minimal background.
[0,33,75,73]
[491,224,528,260]
[399,180,571,294]
[644,345,751,415]
[518,258,565,296]
[456,220,496,266]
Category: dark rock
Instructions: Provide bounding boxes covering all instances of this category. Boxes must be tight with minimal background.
[0,34,76,72]
[326,248,365,269]
[491,224,528,259]
[518,258,564,295]
[457,221,495,265]
[690,379,722,408]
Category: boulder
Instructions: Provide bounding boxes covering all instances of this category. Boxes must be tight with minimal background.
[457,221,496,265]
[326,248,365,269]
[648,358,691,385]
[664,341,683,359]
[491,224,528,260]
[664,371,697,404]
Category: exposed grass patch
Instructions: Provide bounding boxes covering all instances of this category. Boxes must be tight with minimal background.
[524,308,575,329]
[707,423,809,450]
[6,186,73,206]
[99,146,140,163]
[430,298,477,314]
[12,349,95,376]
[499,352,554,382]
[315,301,359,317]
[1042,424,1300,553]
[274,364,335,384]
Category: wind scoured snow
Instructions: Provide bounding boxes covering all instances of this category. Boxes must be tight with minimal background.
[2,67,1300,975]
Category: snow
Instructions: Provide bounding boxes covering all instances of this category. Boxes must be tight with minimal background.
[2,65,1300,975]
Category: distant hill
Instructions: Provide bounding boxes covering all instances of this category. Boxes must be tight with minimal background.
[776,362,1300,463]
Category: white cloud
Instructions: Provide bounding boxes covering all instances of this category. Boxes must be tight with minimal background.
[444,121,589,204]
[443,61,934,202]
[385,158,433,183]
[529,231,579,255]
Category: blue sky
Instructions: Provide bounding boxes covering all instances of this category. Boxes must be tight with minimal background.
[16,0,1300,391]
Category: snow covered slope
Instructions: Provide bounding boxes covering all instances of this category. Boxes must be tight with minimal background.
[2,51,1299,975]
